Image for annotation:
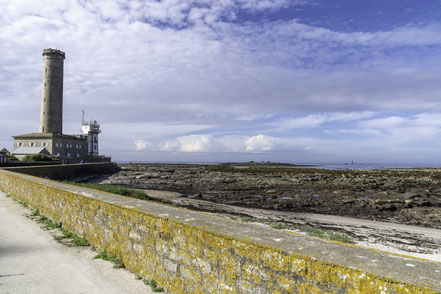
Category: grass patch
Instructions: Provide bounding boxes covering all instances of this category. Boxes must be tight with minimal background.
[223,213,354,244]
[327,232,354,243]
[18,200,28,207]
[379,236,393,243]
[94,251,125,269]
[38,215,62,230]
[420,242,440,250]
[298,225,326,238]
[55,228,90,246]
[69,182,151,201]
[270,223,284,229]
[144,279,165,292]
[30,209,40,216]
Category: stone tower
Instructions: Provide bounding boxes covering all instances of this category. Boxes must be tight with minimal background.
[39,48,65,134]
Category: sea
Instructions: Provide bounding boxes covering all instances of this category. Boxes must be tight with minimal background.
[116,161,441,170]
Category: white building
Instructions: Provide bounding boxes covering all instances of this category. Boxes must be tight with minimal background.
[81,112,101,156]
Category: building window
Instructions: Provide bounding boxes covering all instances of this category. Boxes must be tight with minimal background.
[18,142,23,147]
[94,145,97,150]
[67,153,71,157]
[56,153,60,157]
[42,143,47,147]
[30,142,35,147]
[77,154,80,157]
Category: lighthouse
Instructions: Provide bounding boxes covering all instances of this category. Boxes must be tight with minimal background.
[12,48,110,163]
[39,48,65,134]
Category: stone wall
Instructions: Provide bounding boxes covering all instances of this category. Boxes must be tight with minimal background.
[3,162,119,181]
[0,161,59,168]
[0,169,439,293]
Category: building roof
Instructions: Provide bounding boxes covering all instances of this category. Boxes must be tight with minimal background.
[13,133,86,140]
[0,148,9,154]
[12,146,51,155]
[13,133,55,138]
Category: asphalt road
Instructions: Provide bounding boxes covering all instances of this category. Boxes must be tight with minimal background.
[0,191,155,294]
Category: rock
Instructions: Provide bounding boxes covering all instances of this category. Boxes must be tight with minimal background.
[93,163,441,229]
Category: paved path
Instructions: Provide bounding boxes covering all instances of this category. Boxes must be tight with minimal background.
[0,191,155,294]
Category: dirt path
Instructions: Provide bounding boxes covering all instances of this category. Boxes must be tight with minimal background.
[0,191,155,294]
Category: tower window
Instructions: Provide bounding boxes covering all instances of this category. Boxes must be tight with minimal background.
[30,142,35,147]
[18,142,23,147]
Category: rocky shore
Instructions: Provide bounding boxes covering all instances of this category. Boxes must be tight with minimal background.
[95,163,441,229]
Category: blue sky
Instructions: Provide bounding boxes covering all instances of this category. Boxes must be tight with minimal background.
[1,0,441,163]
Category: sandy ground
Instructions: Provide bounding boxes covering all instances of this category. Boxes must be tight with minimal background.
[0,191,156,294]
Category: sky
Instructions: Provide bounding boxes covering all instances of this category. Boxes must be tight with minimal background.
[1,0,441,164]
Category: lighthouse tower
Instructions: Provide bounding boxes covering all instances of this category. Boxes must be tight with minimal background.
[39,48,65,134]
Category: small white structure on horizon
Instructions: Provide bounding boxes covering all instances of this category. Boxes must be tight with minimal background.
[81,111,101,156]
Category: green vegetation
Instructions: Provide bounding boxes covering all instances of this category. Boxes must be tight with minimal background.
[55,228,90,246]
[6,153,19,161]
[144,279,165,292]
[37,215,62,229]
[30,209,40,216]
[420,242,440,250]
[22,153,59,162]
[69,182,151,201]
[18,200,28,207]
[327,232,354,243]
[379,236,393,243]
[94,251,125,269]
[223,213,354,244]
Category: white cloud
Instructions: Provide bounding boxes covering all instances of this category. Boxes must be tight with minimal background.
[245,134,274,152]
[161,140,181,151]
[178,134,212,152]
[163,134,213,152]
[135,140,149,151]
